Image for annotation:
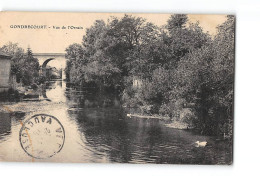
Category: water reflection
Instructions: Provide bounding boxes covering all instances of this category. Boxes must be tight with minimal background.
[0,80,232,164]
[40,81,66,102]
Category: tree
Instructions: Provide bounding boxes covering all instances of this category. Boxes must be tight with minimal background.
[65,43,84,83]
[82,20,122,89]
[165,15,211,67]
[21,47,40,85]
[167,14,188,30]
[67,15,160,91]
[172,15,235,135]
[106,15,161,77]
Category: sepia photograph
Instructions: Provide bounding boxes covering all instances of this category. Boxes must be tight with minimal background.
[0,12,234,164]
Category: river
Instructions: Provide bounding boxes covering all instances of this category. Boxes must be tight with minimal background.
[0,80,232,164]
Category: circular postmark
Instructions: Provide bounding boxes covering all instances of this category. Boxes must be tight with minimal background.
[19,114,65,159]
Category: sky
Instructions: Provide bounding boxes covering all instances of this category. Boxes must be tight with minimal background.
[0,12,227,54]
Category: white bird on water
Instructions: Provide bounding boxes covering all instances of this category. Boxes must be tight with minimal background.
[126,114,132,118]
[195,141,207,147]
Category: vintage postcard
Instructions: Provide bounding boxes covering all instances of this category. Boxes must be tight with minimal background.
[0,12,234,164]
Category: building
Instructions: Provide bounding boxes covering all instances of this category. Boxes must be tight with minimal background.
[132,76,143,89]
[0,52,12,93]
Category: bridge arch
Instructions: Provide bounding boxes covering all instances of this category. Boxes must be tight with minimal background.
[33,53,66,79]
[41,58,56,77]
[42,58,55,69]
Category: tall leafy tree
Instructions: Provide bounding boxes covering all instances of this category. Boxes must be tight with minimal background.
[65,43,84,83]
[172,15,235,135]
[21,47,40,85]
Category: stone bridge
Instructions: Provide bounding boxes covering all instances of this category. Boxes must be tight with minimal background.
[33,53,66,78]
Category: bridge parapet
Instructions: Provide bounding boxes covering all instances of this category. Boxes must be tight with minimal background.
[33,53,66,65]
[33,53,66,78]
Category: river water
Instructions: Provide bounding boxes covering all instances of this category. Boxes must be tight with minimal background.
[0,80,232,164]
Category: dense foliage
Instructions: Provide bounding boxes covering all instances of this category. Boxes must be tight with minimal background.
[65,14,234,136]
[0,42,40,86]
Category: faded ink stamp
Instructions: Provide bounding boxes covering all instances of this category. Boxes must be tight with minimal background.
[19,114,65,159]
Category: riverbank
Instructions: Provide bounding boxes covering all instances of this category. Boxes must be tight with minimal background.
[126,113,190,130]
[0,101,65,113]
